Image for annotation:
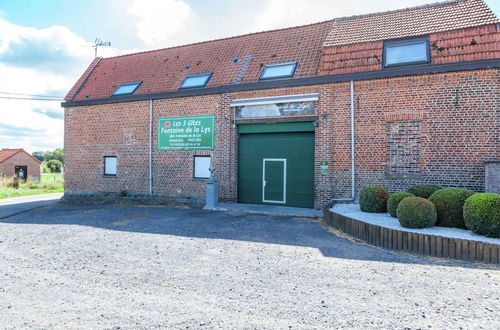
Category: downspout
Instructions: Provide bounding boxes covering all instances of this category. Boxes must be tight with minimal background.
[330,80,356,202]
[149,99,153,196]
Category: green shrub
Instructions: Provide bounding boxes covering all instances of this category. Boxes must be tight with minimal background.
[11,176,19,189]
[428,188,475,228]
[26,180,39,189]
[359,185,389,213]
[463,193,500,238]
[396,197,437,229]
[407,184,442,198]
[45,159,63,173]
[387,192,415,217]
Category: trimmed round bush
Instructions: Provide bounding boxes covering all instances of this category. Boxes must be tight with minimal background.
[407,184,442,198]
[396,197,437,229]
[428,188,476,228]
[463,193,500,238]
[387,192,415,217]
[359,185,389,213]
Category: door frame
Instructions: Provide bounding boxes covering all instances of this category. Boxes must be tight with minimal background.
[15,165,28,181]
[262,158,287,204]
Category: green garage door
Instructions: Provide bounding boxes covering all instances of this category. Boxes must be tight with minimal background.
[238,122,315,208]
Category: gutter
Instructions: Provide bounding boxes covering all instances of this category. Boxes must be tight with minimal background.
[61,59,500,108]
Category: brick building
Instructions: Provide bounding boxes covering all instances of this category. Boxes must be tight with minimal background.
[63,0,499,209]
[0,148,41,181]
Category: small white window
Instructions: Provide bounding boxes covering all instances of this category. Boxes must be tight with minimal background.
[194,156,211,179]
[260,62,297,80]
[104,156,117,176]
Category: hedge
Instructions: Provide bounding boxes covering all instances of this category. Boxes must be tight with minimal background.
[463,193,500,238]
[397,197,437,229]
[387,192,415,218]
[407,184,442,198]
[428,188,475,228]
[359,185,389,213]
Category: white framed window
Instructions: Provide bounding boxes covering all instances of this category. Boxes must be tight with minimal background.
[260,62,297,80]
[104,156,117,176]
[383,37,430,67]
[112,82,142,96]
[194,156,211,179]
[180,73,212,89]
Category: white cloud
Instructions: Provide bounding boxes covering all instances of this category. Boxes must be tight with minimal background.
[0,18,131,153]
[0,63,68,152]
[0,19,92,75]
[248,0,436,32]
[126,0,194,48]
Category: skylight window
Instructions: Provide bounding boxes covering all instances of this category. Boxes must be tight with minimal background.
[260,62,297,80]
[112,82,142,96]
[180,73,212,89]
[383,37,430,67]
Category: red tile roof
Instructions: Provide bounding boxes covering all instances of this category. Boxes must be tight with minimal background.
[0,148,41,164]
[323,0,498,47]
[66,0,498,102]
[67,21,332,101]
[64,57,101,101]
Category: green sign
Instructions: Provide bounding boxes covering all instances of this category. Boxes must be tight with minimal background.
[158,115,215,150]
[320,160,329,175]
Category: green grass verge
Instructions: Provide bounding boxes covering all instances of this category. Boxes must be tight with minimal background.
[0,173,64,199]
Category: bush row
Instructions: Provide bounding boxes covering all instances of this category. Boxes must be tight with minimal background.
[359,185,499,238]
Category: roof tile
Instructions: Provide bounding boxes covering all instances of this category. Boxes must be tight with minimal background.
[67,21,332,101]
[324,0,498,47]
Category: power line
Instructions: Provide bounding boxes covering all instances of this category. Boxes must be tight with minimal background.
[0,96,63,101]
[0,91,65,98]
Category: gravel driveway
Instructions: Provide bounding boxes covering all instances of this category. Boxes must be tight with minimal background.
[0,203,498,329]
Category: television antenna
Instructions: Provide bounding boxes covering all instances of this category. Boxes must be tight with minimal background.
[93,38,111,57]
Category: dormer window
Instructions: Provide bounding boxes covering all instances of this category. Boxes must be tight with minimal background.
[180,73,212,89]
[112,81,142,96]
[383,37,430,67]
[260,62,297,80]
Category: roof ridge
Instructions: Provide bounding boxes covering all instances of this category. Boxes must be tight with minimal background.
[0,148,42,164]
[100,20,332,61]
[332,0,464,24]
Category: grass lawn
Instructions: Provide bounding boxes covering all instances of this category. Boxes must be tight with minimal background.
[0,173,64,199]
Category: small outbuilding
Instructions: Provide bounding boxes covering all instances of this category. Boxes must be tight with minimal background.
[0,148,41,181]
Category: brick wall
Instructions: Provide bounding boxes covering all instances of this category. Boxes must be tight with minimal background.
[0,153,40,179]
[64,68,499,208]
[319,24,499,75]
[64,101,150,194]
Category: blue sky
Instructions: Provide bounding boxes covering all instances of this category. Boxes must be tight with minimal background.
[0,0,498,152]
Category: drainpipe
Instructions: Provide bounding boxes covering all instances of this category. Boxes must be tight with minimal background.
[330,80,356,203]
[149,99,153,196]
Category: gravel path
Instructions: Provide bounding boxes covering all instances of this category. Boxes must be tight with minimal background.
[0,203,498,329]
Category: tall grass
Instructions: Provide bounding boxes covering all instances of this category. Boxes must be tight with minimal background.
[0,174,64,199]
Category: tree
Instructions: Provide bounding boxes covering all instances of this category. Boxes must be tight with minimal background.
[52,148,64,163]
[45,159,63,173]
[31,148,64,163]
[43,150,54,161]
[32,151,45,162]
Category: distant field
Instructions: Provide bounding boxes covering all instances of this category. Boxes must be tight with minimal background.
[0,173,64,199]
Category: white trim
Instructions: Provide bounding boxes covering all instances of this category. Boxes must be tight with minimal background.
[262,158,287,204]
[230,93,319,107]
